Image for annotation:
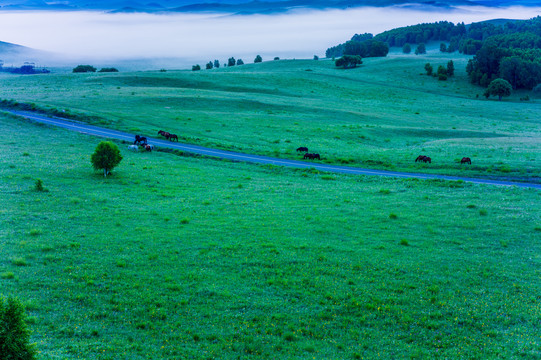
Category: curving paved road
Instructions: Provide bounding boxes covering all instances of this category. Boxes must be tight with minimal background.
[8,110,541,190]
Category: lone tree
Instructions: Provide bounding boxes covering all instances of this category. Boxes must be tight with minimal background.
[415,43,426,55]
[446,60,454,77]
[0,297,37,360]
[485,78,512,101]
[213,59,220,68]
[236,58,244,65]
[402,43,411,54]
[228,57,236,67]
[335,55,362,69]
[254,55,262,63]
[91,141,122,177]
[437,65,447,80]
[192,64,201,71]
[424,63,433,76]
[206,61,213,70]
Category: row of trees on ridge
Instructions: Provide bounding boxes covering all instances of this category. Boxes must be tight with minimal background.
[193,55,264,71]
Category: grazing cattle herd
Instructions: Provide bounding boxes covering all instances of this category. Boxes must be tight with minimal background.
[129,134,472,167]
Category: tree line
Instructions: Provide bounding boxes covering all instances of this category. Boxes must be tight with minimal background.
[193,55,266,71]
[326,33,389,59]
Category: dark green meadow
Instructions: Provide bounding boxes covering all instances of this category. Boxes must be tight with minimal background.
[0,54,539,182]
[2,106,541,359]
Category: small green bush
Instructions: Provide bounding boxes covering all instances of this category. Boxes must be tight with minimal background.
[1,272,15,279]
[12,257,28,266]
[116,260,127,268]
[0,297,37,359]
[284,333,296,342]
[73,65,96,73]
[29,229,42,236]
[34,179,44,192]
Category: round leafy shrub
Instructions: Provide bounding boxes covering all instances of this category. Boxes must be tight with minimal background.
[73,65,96,73]
[0,297,37,360]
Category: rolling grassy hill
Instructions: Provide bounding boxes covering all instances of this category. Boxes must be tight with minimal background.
[0,53,539,182]
[1,52,541,359]
[2,105,541,359]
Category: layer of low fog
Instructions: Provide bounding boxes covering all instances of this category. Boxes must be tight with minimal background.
[0,5,540,70]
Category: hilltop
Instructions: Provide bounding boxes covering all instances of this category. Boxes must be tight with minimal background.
[0,40,26,53]
[0,40,49,65]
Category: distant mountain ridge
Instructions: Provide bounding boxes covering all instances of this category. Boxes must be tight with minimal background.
[0,40,25,50]
[0,0,538,13]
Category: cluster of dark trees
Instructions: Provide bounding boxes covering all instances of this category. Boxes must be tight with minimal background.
[72,65,118,73]
[335,55,362,69]
[467,31,541,89]
[326,33,389,59]
[0,62,50,74]
[424,60,455,81]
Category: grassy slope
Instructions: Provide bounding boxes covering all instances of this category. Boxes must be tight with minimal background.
[0,53,539,182]
[1,109,541,359]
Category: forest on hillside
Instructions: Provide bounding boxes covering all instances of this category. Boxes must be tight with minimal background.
[327,16,541,90]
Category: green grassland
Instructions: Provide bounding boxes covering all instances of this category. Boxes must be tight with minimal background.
[2,112,541,358]
[1,53,541,359]
[0,52,539,182]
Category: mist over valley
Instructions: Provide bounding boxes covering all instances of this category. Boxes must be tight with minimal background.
[0,4,540,71]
